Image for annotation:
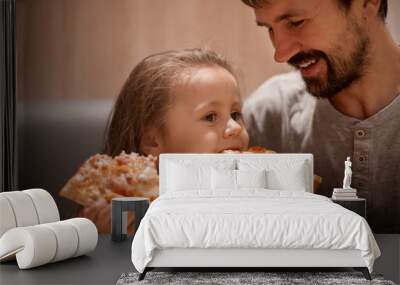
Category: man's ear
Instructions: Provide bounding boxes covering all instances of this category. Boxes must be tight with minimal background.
[362,0,381,20]
[139,128,163,156]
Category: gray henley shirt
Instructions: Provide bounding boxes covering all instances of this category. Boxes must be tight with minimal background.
[243,71,400,233]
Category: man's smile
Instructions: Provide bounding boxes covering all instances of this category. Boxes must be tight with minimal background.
[298,58,322,77]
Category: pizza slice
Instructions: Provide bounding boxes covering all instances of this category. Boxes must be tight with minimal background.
[60,152,159,207]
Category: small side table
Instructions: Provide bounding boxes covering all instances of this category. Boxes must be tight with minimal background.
[331,198,366,218]
[111,197,149,242]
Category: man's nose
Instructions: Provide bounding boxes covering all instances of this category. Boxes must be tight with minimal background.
[223,118,242,138]
[271,31,301,63]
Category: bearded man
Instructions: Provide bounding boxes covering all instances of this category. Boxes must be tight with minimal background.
[242,0,400,233]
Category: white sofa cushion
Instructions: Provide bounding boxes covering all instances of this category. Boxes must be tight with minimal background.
[0,191,39,228]
[0,196,17,237]
[0,189,60,237]
[42,221,79,262]
[23,189,60,224]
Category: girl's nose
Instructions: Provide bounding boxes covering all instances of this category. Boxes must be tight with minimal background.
[223,118,242,138]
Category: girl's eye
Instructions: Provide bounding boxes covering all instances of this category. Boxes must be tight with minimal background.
[203,113,217,122]
[231,111,243,121]
[289,19,305,28]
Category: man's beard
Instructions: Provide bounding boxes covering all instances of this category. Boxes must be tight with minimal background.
[288,21,370,99]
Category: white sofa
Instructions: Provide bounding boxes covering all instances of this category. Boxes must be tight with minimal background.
[0,189,98,269]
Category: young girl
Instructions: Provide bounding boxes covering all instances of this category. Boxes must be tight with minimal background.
[81,48,249,232]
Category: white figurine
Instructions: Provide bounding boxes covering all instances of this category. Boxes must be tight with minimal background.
[342,157,353,189]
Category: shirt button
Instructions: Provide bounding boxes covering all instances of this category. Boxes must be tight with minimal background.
[356,130,366,137]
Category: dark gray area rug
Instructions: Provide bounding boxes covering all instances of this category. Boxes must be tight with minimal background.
[116,272,396,285]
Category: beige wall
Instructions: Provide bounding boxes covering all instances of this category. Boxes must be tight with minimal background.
[387,0,400,43]
[16,0,289,101]
[16,0,400,100]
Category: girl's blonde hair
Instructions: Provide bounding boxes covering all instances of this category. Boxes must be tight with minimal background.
[104,48,237,157]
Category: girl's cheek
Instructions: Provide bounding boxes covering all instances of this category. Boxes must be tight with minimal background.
[242,130,250,147]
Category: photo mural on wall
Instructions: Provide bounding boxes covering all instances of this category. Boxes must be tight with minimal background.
[13,0,400,234]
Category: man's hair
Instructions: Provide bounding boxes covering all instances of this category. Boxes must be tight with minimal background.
[241,0,388,21]
[338,0,387,20]
[104,48,236,157]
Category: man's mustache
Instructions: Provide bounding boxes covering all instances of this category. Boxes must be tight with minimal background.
[288,50,328,67]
